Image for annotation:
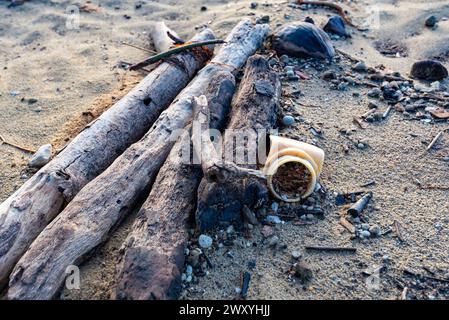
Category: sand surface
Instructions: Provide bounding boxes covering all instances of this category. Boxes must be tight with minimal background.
[1,0,449,300]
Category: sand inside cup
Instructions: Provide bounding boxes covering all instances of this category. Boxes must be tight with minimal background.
[271,161,312,200]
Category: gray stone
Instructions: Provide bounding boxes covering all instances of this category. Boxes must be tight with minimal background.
[360,230,371,238]
[28,144,52,168]
[369,225,381,236]
[268,235,279,247]
[361,223,370,230]
[353,61,367,71]
[337,82,348,91]
[368,88,381,98]
[292,250,302,260]
[198,234,213,249]
[425,15,438,27]
[282,115,295,126]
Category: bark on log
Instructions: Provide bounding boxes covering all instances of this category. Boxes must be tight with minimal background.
[196,55,281,232]
[113,96,229,300]
[0,29,215,289]
[7,19,269,300]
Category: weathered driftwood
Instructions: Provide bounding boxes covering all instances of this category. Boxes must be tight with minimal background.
[196,55,281,232]
[150,22,178,53]
[113,96,231,300]
[192,97,267,184]
[0,29,215,289]
[7,19,269,300]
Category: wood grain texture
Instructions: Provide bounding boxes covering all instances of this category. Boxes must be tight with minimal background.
[0,29,216,290]
[113,96,231,300]
[7,19,269,300]
[196,55,281,232]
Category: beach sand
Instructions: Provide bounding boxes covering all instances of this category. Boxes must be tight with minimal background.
[1,0,449,300]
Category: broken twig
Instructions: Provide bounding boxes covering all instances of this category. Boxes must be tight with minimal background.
[426,129,445,151]
[305,245,357,253]
[121,42,157,54]
[339,217,356,233]
[297,0,364,30]
[393,219,404,242]
[0,134,35,154]
[129,39,226,70]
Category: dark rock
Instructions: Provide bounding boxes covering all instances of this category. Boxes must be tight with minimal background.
[322,70,337,80]
[425,15,438,27]
[323,15,350,38]
[294,261,313,282]
[382,85,403,102]
[367,88,381,98]
[304,16,315,24]
[256,15,270,24]
[353,61,367,72]
[250,2,258,9]
[201,6,207,11]
[410,60,448,81]
[272,22,335,60]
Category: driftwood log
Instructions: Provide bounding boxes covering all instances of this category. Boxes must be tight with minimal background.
[0,29,215,289]
[7,19,269,300]
[196,55,281,232]
[113,96,229,300]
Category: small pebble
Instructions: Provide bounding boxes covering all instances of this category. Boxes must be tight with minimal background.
[250,2,258,9]
[359,230,371,238]
[294,261,313,282]
[282,115,295,126]
[187,248,202,267]
[425,15,438,27]
[198,234,213,249]
[357,142,366,150]
[265,215,282,224]
[337,82,348,91]
[28,144,52,168]
[268,235,279,247]
[368,100,380,109]
[361,223,370,230]
[322,70,337,81]
[185,265,193,275]
[291,250,302,260]
[369,225,381,237]
[271,202,279,212]
[368,88,381,98]
[353,61,367,72]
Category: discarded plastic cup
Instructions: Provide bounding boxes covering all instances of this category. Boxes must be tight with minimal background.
[263,135,325,202]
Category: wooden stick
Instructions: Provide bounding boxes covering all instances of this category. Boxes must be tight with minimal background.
[129,39,226,70]
[7,19,270,300]
[167,31,186,45]
[195,55,281,232]
[0,29,216,290]
[0,134,36,154]
[114,94,232,300]
[305,246,357,253]
[400,287,408,300]
[121,42,157,54]
[336,48,360,62]
[382,105,393,119]
[192,96,267,184]
[426,129,445,151]
[339,217,355,233]
[297,0,362,29]
[393,219,404,242]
